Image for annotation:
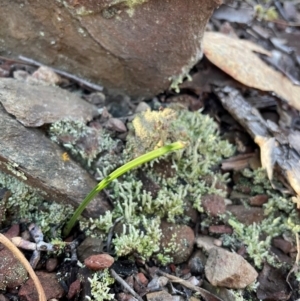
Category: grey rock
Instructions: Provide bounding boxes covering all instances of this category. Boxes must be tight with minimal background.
[0,78,98,127]
[205,248,258,289]
[77,237,104,262]
[0,105,111,218]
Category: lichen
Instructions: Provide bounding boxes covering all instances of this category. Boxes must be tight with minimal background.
[83,107,235,262]
[225,169,300,269]
[87,269,115,301]
[169,73,192,93]
[49,119,121,171]
[0,170,73,238]
[112,216,162,258]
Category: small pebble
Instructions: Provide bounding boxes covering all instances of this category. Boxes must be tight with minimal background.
[84,253,114,271]
[135,102,150,113]
[46,258,58,272]
[213,239,223,247]
[67,279,81,299]
[189,257,204,276]
[187,276,200,286]
[135,272,148,286]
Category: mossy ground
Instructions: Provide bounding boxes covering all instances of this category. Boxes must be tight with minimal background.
[1,104,300,300]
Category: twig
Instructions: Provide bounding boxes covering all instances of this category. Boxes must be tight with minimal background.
[18,55,104,92]
[110,269,143,301]
[157,270,224,301]
[0,233,47,301]
[296,232,300,265]
[285,232,299,297]
[106,216,123,253]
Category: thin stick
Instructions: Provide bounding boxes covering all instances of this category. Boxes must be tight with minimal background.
[296,232,300,265]
[0,234,47,301]
[157,270,224,301]
[18,55,104,92]
[110,269,143,301]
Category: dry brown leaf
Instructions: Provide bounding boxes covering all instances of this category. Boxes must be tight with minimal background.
[287,168,300,197]
[203,32,300,111]
[254,136,276,181]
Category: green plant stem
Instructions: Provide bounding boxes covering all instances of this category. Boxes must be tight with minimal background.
[63,141,186,237]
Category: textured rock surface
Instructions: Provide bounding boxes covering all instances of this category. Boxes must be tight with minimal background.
[0,105,111,218]
[201,194,226,217]
[205,248,258,289]
[0,248,28,290]
[0,0,221,98]
[0,78,98,127]
[77,237,104,262]
[84,253,114,271]
[226,205,264,225]
[160,221,195,264]
[18,271,64,301]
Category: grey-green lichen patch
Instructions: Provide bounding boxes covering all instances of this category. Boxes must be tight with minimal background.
[224,168,300,269]
[83,107,235,262]
[49,119,121,172]
[87,269,115,301]
[0,170,73,238]
[4,162,27,181]
[169,73,192,93]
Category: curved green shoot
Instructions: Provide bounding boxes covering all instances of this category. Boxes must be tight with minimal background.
[63,141,186,237]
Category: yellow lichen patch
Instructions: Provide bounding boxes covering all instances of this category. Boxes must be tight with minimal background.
[112,0,149,8]
[130,108,177,155]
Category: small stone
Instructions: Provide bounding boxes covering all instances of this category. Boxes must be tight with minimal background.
[272,238,293,254]
[209,225,233,234]
[0,78,98,127]
[5,224,20,239]
[134,273,148,295]
[188,256,204,276]
[249,194,269,206]
[146,290,174,301]
[67,279,81,299]
[136,272,148,286]
[160,221,195,264]
[105,118,127,132]
[201,194,226,217]
[18,271,64,301]
[13,70,30,81]
[148,276,168,291]
[31,66,62,85]
[84,253,114,271]
[213,239,223,247]
[205,248,258,289]
[77,237,104,262]
[46,258,58,272]
[117,293,137,301]
[257,263,290,300]
[195,235,218,252]
[226,205,264,225]
[135,102,151,113]
[187,276,200,286]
